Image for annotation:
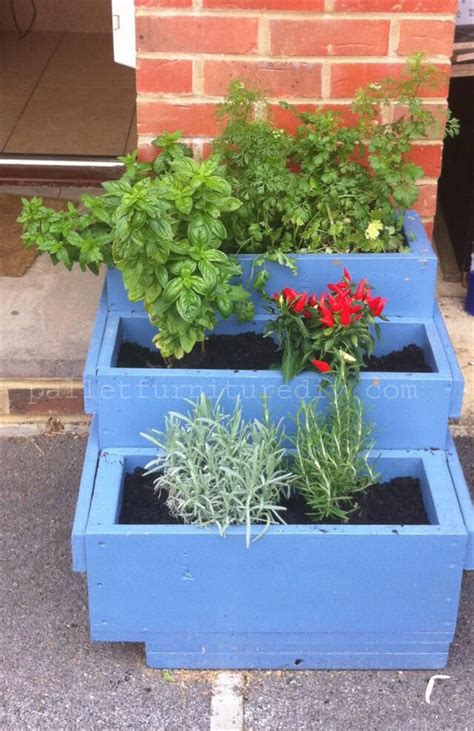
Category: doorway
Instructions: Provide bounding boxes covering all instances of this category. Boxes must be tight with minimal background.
[0,0,137,158]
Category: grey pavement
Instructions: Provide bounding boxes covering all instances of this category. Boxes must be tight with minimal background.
[1,434,473,730]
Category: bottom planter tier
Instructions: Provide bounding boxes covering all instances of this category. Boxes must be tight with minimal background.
[72,419,472,670]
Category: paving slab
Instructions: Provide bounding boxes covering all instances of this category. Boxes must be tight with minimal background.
[0,185,104,379]
[1,433,472,730]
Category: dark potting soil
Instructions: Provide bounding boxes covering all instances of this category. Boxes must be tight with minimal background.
[363,343,431,373]
[118,469,429,526]
[117,335,432,373]
[117,333,279,370]
[281,477,429,525]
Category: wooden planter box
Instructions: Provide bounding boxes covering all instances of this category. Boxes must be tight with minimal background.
[73,423,467,670]
[71,206,472,671]
[106,211,437,318]
[84,308,461,450]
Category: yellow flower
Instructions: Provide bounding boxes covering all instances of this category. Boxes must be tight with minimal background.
[365,219,384,241]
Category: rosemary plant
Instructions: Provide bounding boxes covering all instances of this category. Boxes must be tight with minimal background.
[142,395,295,546]
[292,376,378,521]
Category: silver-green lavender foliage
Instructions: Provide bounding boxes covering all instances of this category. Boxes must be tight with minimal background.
[142,395,295,546]
[292,377,378,521]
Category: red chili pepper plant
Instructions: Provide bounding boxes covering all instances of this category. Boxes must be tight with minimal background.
[266,269,387,382]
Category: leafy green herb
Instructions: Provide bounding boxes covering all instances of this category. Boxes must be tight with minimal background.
[142,395,295,547]
[18,135,253,361]
[213,55,457,255]
[292,377,378,521]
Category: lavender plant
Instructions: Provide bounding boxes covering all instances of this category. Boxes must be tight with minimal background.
[142,395,295,546]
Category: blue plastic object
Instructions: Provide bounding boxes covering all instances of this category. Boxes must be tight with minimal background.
[106,211,437,318]
[78,445,466,670]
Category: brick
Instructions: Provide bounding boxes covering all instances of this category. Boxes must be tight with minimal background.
[203,0,324,8]
[135,0,192,6]
[137,101,219,136]
[270,102,357,133]
[136,59,193,94]
[423,219,434,240]
[204,61,321,98]
[333,0,457,11]
[136,15,259,55]
[8,387,84,416]
[398,20,455,57]
[138,142,159,163]
[200,141,214,159]
[392,102,448,129]
[413,183,438,217]
[270,19,390,57]
[330,63,449,99]
[408,143,443,178]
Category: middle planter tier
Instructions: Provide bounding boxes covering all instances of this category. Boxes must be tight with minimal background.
[85,311,456,450]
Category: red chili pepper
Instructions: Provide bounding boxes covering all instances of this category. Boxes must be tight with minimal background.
[311,359,332,373]
[292,293,308,313]
[354,278,368,300]
[343,267,352,282]
[308,293,317,307]
[340,298,352,327]
[367,296,387,317]
[319,307,335,328]
[328,282,350,295]
[282,287,298,302]
[328,294,342,312]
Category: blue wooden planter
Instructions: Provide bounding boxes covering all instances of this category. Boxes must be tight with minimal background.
[73,426,467,670]
[84,307,462,450]
[106,211,437,318]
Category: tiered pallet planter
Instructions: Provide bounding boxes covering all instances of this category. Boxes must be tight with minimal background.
[72,209,473,669]
[75,441,467,669]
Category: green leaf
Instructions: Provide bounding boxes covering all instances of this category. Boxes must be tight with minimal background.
[216,297,233,318]
[175,196,193,215]
[176,289,201,322]
[161,670,176,684]
[188,215,211,247]
[219,197,242,212]
[205,176,232,195]
[163,278,183,303]
[199,260,218,289]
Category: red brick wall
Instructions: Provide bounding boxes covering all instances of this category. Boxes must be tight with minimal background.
[135,0,457,235]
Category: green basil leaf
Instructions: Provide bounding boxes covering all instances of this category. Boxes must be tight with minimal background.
[176,289,201,322]
[163,278,183,303]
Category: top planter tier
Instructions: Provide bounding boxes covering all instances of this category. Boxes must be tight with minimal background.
[106,211,437,318]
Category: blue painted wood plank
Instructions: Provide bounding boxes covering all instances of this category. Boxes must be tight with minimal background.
[144,649,448,671]
[446,430,474,570]
[83,283,108,414]
[71,415,99,572]
[433,303,465,419]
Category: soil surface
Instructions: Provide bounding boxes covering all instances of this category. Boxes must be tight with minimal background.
[119,469,429,526]
[363,343,431,373]
[117,335,432,373]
